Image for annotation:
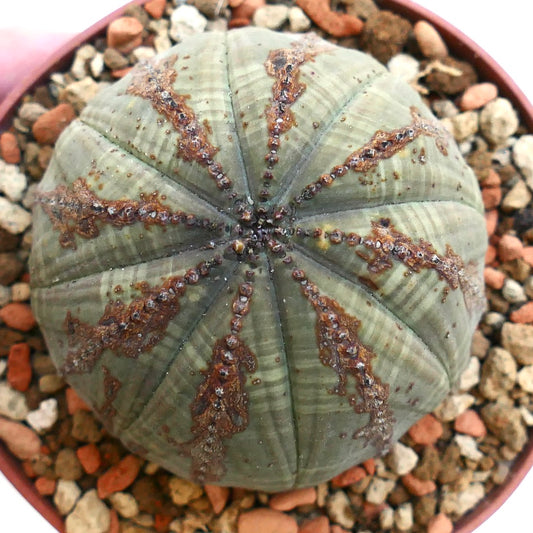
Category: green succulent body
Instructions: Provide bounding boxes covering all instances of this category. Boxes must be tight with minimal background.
[30,28,487,491]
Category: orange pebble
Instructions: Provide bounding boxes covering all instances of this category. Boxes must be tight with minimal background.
[330,527,350,533]
[35,476,56,496]
[296,0,363,37]
[510,301,533,324]
[107,16,144,54]
[204,484,230,514]
[97,454,142,499]
[77,443,101,474]
[408,414,443,445]
[459,83,498,111]
[483,168,502,187]
[0,131,21,164]
[454,409,487,438]
[32,103,76,145]
[7,342,31,392]
[108,509,120,533]
[427,513,453,533]
[485,209,498,236]
[330,465,367,487]
[231,0,266,20]
[498,234,523,262]
[144,0,166,19]
[65,387,91,414]
[362,458,375,476]
[0,303,36,332]
[484,267,505,289]
[482,187,501,210]
[401,473,437,496]
[523,246,533,267]
[298,515,329,533]
[269,487,317,511]
[154,514,173,533]
[238,508,298,533]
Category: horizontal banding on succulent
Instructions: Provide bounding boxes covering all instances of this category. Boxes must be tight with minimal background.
[293,106,450,204]
[126,55,231,191]
[292,269,394,454]
[36,177,224,249]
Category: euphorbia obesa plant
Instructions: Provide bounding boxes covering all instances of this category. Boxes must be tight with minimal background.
[30,28,487,491]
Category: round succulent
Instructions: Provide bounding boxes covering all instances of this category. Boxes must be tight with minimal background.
[30,28,487,491]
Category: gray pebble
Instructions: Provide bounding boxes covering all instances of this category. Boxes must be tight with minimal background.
[253,5,289,30]
[513,134,533,188]
[0,286,10,307]
[479,97,519,146]
[432,99,459,118]
[501,278,527,303]
[103,48,129,70]
[0,161,27,202]
[63,78,101,113]
[288,6,311,32]
[18,102,47,124]
[169,5,207,41]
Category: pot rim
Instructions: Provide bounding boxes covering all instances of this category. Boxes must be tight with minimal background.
[0,1,532,532]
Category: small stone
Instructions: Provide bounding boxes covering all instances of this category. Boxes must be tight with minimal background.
[238,508,298,533]
[288,6,311,32]
[517,365,533,392]
[252,5,289,29]
[458,356,480,391]
[408,414,442,444]
[424,57,477,95]
[485,209,498,236]
[71,44,97,79]
[432,99,459,118]
[412,445,441,481]
[97,455,142,499]
[269,487,316,511]
[63,77,101,112]
[502,179,531,211]
[386,441,418,475]
[103,47,129,70]
[0,381,28,420]
[38,374,65,394]
[427,513,453,533]
[169,5,208,41]
[107,16,144,54]
[90,53,105,78]
[413,20,447,58]
[32,103,76,145]
[365,477,396,505]
[66,489,111,533]
[66,387,91,414]
[484,267,505,289]
[498,234,523,262]
[0,415,41,459]
[0,132,21,164]
[109,491,139,518]
[0,161,27,202]
[168,477,203,505]
[145,0,166,19]
[54,479,82,515]
[11,282,31,302]
[454,409,486,437]
[401,474,436,496]
[379,506,394,530]
[0,197,32,234]
[394,502,414,531]
[71,410,102,443]
[299,515,330,533]
[76,443,101,474]
[481,402,527,452]
[35,476,57,496]
[0,360,6,376]
[450,111,478,141]
[326,491,356,529]
[18,102,47,124]
[56,447,84,481]
[296,0,363,38]
[440,482,484,516]
[503,278,528,304]
[0,302,36,331]
[513,134,533,187]
[330,464,367,487]
[387,54,420,82]
[434,393,475,421]
[131,46,156,63]
[510,301,533,323]
[520,405,533,426]
[479,347,517,399]
[481,186,501,210]
[7,342,31,391]
[484,311,506,329]
[453,434,483,461]
[479,98,519,146]
[26,398,58,433]
[459,82,498,111]
[204,484,230,514]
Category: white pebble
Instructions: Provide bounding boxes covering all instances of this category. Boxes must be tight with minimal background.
[479,97,519,146]
[0,161,27,202]
[109,492,139,518]
[454,434,484,461]
[432,99,459,118]
[54,479,81,515]
[0,360,6,377]
[502,179,532,211]
[253,5,289,30]
[517,365,533,393]
[169,5,207,41]
[502,278,527,303]
[451,111,479,141]
[394,502,413,531]
[0,382,29,420]
[0,196,32,234]
[441,482,485,515]
[71,44,97,80]
[386,441,419,475]
[90,53,105,78]
[65,489,110,533]
[11,282,31,302]
[434,393,475,421]
[365,477,396,505]
[326,491,355,529]
[513,134,533,189]
[519,405,533,426]
[288,6,311,32]
[458,356,480,391]
[26,398,58,433]
[132,46,157,62]
[379,506,394,530]
[387,54,420,83]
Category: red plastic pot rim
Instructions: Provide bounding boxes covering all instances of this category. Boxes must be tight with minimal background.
[0,2,532,532]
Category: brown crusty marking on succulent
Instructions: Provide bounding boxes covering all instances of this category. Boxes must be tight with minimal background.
[261,35,333,200]
[292,269,394,455]
[60,256,222,376]
[126,54,231,190]
[180,277,257,483]
[294,106,449,203]
[304,217,484,313]
[95,365,122,428]
[36,177,223,249]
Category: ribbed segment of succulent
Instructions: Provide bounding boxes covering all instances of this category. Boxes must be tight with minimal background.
[36,177,223,250]
[261,35,333,200]
[293,106,449,205]
[292,269,394,455]
[126,54,231,191]
[30,28,487,490]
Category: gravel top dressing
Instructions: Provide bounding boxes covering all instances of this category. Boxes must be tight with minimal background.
[1,1,533,532]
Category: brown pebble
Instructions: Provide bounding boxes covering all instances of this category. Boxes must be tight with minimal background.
[454,409,487,438]
[0,302,36,331]
[0,252,24,285]
[55,447,83,480]
[330,527,350,533]
[459,82,498,111]
[7,342,32,392]
[0,132,21,164]
[269,487,317,511]
[510,301,533,323]
[144,0,166,19]
[498,234,524,262]
[298,515,329,533]
[408,414,443,445]
[413,20,448,58]
[425,57,477,95]
[427,512,453,533]
[107,16,144,54]
[238,508,298,533]
[204,484,230,514]
[31,103,76,145]
[484,267,505,289]
[0,416,41,460]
